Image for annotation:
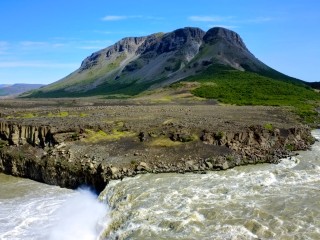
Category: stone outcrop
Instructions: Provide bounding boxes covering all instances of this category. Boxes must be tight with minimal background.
[0,122,55,147]
[203,27,248,51]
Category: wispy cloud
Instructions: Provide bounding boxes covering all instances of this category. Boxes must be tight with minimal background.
[93,30,147,36]
[101,15,129,21]
[19,41,67,50]
[78,46,105,50]
[101,15,162,22]
[189,16,232,22]
[0,41,9,55]
[0,61,78,68]
[209,25,238,29]
[189,15,274,25]
[77,40,113,50]
[0,41,8,47]
[245,17,273,23]
[20,41,47,47]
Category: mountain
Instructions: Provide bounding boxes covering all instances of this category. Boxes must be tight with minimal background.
[0,84,44,97]
[24,27,307,98]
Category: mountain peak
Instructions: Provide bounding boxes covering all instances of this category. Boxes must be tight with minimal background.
[25,26,295,98]
[204,27,248,50]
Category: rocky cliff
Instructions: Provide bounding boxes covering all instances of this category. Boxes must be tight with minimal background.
[0,122,55,147]
[0,118,314,193]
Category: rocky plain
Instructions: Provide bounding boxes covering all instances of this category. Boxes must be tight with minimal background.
[0,98,315,192]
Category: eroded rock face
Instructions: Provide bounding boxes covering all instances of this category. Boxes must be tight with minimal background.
[0,123,55,147]
[144,27,205,55]
[79,36,147,71]
[200,126,313,162]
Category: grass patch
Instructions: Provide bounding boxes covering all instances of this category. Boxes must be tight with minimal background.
[22,113,36,118]
[5,112,37,119]
[58,111,69,117]
[79,112,88,117]
[264,123,274,131]
[83,129,136,143]
[149,137,182,147]
[184,64,320,124]
[47,111,69,117]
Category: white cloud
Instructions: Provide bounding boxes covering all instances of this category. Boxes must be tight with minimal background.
[0,41,9,55]
[19,41,67,50]
[145,16,164,20]
[77,40,113,50]
[189,15,274,25]
[52,43,66,48]
[246,17,273,23]
[189,16,231,22]
[101,15,162,22]
[20,41,47,47]
[209,25,238,29]
[0,61,78,68]
[78,46,106,50]
[101,15,128,21]
[0,41,8,47]
[94,30,114,34]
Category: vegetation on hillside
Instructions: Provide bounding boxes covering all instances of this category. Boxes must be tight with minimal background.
[178,65,320,123]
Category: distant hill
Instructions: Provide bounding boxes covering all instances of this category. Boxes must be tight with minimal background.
[0,84,44,97]
[306,82,320,90]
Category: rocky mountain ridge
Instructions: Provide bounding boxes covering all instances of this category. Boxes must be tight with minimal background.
[24,27,289,98]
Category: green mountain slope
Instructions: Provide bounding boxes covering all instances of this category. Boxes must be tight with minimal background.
[174,64,320,123]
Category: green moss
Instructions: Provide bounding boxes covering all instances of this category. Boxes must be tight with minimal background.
[285,144,294,151]
[22,113,36,118]
[79,112,88,117]
[58,111,69,117]
[264,123,274,131]
[83,129,136,143]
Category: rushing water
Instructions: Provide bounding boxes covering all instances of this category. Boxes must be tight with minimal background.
[0,176,109,240]
[1,130,320,239]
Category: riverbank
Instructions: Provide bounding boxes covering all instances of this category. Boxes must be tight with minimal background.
[0,99,315,192]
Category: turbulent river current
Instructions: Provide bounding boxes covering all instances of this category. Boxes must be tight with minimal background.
[1,130,320,239]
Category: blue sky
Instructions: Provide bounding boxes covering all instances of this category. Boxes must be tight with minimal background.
[0,0,319,84]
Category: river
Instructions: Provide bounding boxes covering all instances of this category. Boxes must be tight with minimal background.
[1,130,320,239]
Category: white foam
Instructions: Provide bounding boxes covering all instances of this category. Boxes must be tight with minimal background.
[48,188,110,240]
[311,129,320,140]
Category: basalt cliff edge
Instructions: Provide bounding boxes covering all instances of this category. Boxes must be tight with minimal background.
[0,101,314,192]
